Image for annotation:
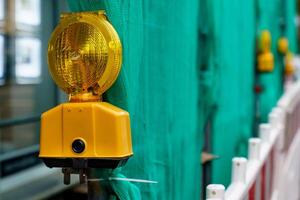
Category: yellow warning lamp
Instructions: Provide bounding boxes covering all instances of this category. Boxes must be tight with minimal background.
[277,37,294,75]
[259,30,272,53]
[284,52,295,76]
[257,30,274,72]
[278,37,289,54]
[39,11,133,184]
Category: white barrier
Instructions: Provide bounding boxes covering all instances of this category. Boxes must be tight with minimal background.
[206,80,300,200]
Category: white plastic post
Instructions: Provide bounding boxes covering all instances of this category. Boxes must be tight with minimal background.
[272,107,285,150]
[259,123,271,143]
[231,157,247,184]
[269,111,279,128]
[273,107,287,130]
[206,184,225,200]
[272,107,284,120]
[248,138,261,161]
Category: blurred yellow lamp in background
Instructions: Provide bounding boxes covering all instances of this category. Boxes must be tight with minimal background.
[276,37,295,76]
[257,30,274,72]
[278,37,289,54]
[39,11,133,185]
[259,30,272,53]
[285,52,295,76]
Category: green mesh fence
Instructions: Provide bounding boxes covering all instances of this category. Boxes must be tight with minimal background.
[257,0,297,123]
[257,0,284,123]
[67,0,201,199]
[65,0,297,197]
[200,0,256,186]
[199,0,297,186]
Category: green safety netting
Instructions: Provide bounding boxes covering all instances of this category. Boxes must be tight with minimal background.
[67,0,201,199]
[199,0,257,186]
[257,0,284,123]
[65,0,297,196]
[257,0,297,122]
[284,0,297,52]
[257,0,296,122]
[207,0,297,186]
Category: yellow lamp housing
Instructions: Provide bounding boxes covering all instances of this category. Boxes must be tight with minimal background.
[258,51,274,72]
[39,102,132,167]
[39,11,133,184]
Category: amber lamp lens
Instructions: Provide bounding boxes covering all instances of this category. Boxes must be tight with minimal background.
[47,12,122,97]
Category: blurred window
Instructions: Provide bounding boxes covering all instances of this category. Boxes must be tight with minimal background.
[15,37,41,83]
[15,0,41,26]
[0,0,4,21]
[0,0,58,177]
[0,35,4,83]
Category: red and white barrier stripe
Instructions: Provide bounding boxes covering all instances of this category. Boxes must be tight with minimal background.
[206,80,300,200]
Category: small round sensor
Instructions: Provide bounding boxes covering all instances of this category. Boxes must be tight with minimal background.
[72,139,85,153]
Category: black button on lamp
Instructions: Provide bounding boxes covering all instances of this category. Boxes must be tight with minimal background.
[72,139,85,153]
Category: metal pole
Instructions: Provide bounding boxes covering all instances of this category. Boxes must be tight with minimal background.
[87,169,111,200]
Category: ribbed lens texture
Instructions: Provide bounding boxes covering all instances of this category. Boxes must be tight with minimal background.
[49,22,108,94]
